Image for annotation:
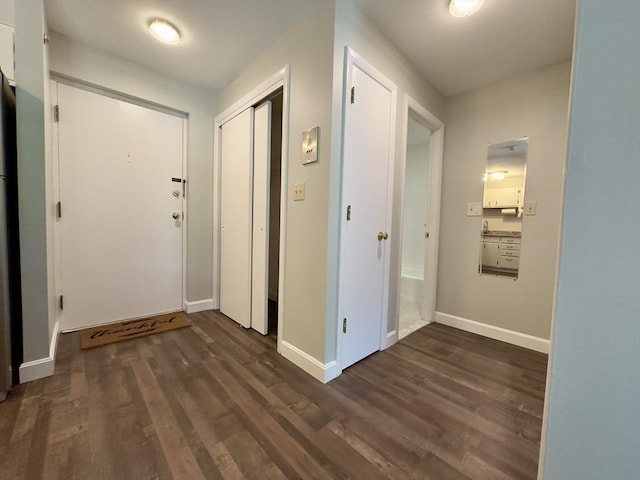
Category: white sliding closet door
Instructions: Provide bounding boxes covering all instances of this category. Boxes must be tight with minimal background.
[251,102,272,335]
[219,104,272,334]
[220,109,254,328]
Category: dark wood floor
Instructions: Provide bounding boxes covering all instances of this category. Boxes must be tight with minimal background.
[0,311,547,479]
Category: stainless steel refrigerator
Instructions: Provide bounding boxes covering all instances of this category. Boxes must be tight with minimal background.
[1,68,20,401]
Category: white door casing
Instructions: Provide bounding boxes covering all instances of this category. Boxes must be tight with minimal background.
[214,67,290,355]
[219,102,272,335]
[219,108,254,328]
[56,83,184,331]
[338,50,397,370]
[251,101,272,335]
[408,97,445,326]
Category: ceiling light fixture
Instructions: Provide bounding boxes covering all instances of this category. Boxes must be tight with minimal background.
[149,18,181,45]
[449,0,485,18]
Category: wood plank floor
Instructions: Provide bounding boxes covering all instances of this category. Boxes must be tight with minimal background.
[0,311,547,479]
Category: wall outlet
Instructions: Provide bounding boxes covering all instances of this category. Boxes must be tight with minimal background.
[293,182,305,201]
[466,202,481,216]
[524,201,537,215]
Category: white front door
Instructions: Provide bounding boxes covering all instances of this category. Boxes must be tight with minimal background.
[56,83,184,331]
[339,55,396,369]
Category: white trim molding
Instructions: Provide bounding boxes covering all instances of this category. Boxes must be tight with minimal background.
[435,312,550,354]
[184,299,214,314]
[279,340,341,384]
[19,320,60,383]
[383,330,398,349]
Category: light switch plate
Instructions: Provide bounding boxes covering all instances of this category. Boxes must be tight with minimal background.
[466,202,481,216]
[293,182,305,201]
[302,126,319,165]
[524,201,537,215]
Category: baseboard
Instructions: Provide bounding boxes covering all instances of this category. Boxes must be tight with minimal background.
[434,312,550,354]
[382,330,397,349]
[279,340,341,383]
[183,299,214,314]
[20,320,60,383]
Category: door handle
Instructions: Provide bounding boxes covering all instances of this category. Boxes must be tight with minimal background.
[377,231,389,241]
[172,212,181,220]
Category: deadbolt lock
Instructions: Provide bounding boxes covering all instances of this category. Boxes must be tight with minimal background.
[172,189,181,198]
[172,212,181,220]
[377,231,389,241]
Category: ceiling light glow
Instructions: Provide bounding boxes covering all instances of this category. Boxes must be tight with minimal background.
[449,0,485,17]
[149,18,180,44]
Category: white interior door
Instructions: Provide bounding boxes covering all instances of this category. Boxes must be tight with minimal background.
[57,83,184,331]
[220,109,254,328]
[251,102,272,335]
[339,58,396,369]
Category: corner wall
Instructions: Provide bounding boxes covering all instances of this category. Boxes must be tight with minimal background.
[328,0,445,363]
[437,60,571,343]
[14,0,53,367]
[215,0,336,368]
[540,1,640,477]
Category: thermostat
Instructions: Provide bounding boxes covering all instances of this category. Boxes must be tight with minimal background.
[302,126,319,165]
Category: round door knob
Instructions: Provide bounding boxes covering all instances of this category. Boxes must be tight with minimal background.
[377,231,389,241]
[172,212,181,220]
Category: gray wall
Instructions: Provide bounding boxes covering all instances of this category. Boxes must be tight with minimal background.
[216,0,336,362]
[438,61,571,340]
[48,33,216,304]
[15,0,52,362]
[330,0,445,354]
[216,0,445,368]
[540,1,640,478]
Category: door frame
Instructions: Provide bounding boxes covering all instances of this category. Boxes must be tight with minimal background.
[336,48,397,370]
[51,76,189,331]
[393,95,444,340]
[213,65,290,348]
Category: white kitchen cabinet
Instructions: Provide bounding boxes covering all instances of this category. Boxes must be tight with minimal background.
[0,23,14,83]
[481,234,521,273]
[482,187,523,208]
[482,238,499,267]
[498,254,520,270]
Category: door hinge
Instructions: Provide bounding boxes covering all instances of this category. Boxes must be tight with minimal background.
[53,104,59,122]
[56,201,62,218]
[350,86,355,104]
[346,205,351,221]
[343,318,347,333]
[59,295,64,310]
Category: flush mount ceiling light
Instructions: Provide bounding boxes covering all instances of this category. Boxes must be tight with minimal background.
[484,170,508,182]
[149,18,181,44]
[449,0,485,17]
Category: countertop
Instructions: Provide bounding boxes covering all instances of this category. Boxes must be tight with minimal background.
[482,230,521,238]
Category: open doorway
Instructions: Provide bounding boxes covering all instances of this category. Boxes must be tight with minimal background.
[397,98,444,341]
[265,89,283,337]
[399,112,431,339]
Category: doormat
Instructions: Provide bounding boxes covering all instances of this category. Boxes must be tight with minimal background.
[79,312,191,349]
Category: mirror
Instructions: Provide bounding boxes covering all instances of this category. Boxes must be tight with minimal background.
[479,137,528,279]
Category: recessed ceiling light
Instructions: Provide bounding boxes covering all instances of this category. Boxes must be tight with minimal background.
[149,18,181,45]
[449,0,485,18]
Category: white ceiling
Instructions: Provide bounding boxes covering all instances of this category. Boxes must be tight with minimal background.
[44,0,319,91]
[352,0,576,96]
[44,0,576,96]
